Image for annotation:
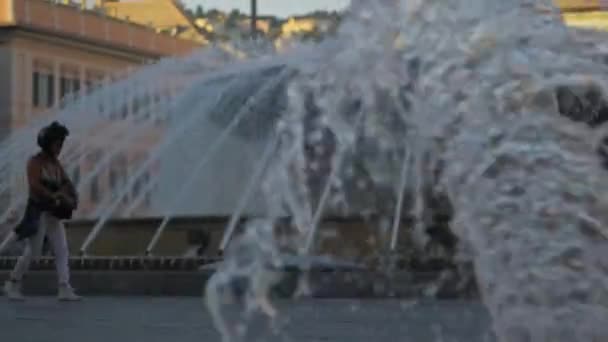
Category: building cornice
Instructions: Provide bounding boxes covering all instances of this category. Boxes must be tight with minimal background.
[3,0,201,58]
[2,26,160,62]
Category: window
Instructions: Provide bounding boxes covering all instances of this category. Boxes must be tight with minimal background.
[144,191,152,207]
[98,101,105,115]
[47,74,55,107]
[32,72,40,107]
[60,77,80,99]
[72,166,80,187]
[140,94,152,121]
[60,64,80,95]
[120,104,128,119]
[32,71,54,108]
[116,152,127,169]
[119,155,130,206]
[60,77,75,108]
[109,166,118,191]
[87,149,103,203]
[142,171,152,207]
[85,71,105,94]
[60,77,69,99]
[133,178,141,199]
[90,176,99,203]
[115,153,128,194]
[132,97,140,115]
[133,170,148,199]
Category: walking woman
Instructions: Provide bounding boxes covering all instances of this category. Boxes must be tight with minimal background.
[2,121,81,301]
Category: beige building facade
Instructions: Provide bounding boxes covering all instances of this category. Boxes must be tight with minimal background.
[0,0,202,217]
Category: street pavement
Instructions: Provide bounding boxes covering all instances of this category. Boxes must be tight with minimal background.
[0,297,494,342]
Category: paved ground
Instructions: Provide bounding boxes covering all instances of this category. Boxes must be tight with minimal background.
[0,297,494,342]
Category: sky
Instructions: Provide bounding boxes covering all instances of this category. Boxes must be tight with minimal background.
[185,0,352,18]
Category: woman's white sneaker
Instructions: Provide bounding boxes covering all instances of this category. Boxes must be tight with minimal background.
[3,280,25,301]
[57,284,82,301]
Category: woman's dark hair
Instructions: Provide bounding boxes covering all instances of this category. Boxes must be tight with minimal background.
[37,121,69,153]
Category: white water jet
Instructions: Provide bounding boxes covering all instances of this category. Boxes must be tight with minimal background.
[263,0,608,340]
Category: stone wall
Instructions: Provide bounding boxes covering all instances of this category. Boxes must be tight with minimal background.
[64,216,400,259]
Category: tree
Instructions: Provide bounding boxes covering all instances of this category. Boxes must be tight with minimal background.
[207,9,223,19]
[229,9,241,19]
[195,5,204,18]
[225,9,241,29]
[183,8,194,18]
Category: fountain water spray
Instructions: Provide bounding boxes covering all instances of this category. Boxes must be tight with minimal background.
[260,0,608,340]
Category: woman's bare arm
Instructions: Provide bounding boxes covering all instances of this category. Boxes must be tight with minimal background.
[58,163,78,206]
[27,157,56,201]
